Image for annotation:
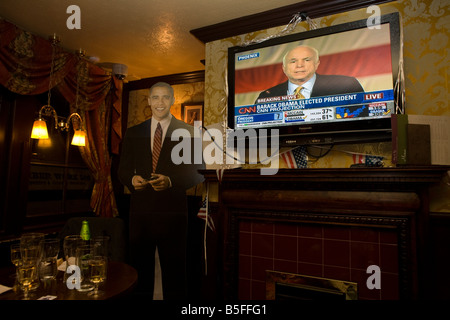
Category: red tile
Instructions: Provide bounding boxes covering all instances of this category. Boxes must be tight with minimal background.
[274,223,297,236]
[239,221,252,232]
[298,262,322,277]
[252,222,273,234]
[274,235,297,261]
[324,225,350,240]
[238,278,251,300]
[274,259,297,274]
[251,257,273,281]
[323,265,351,281]
[239,254,252,279]
[351,227,379,243]
[298,237,322,264]
[379,243,399,274]
[252,233,273,258]
[238,220,399,300]
[299,224,323,238]
[239,232,252,255]
[251,281,267,300]
[380,272,399,300]
[380,229,398,244]
[350,242,379,269]
[324,239,350,268]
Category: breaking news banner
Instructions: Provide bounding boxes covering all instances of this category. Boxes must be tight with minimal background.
[234,90,394,129]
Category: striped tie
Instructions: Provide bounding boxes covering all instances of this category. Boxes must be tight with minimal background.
[152,122,162,173]
[294,86,305,99]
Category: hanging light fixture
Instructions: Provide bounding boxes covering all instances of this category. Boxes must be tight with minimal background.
[31,34,59,140]
[67,113,86,146]
[31,35,87,146]
[30,118,49,139]
[70,48,87,147]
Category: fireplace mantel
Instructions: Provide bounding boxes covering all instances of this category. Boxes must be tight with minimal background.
[202,167,448,190]
[200,166,449,300]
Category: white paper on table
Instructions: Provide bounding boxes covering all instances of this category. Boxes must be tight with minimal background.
[0,284,12,294]
[57,257,69,271]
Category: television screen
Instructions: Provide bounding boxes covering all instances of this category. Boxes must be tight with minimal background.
[227,12,402,146]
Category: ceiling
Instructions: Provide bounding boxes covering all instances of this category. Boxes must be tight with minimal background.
[0,0,303,81]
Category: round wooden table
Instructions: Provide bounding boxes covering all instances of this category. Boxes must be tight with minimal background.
[0,261,138,300]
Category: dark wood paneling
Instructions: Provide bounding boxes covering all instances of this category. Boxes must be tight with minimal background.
[0,88,36,238]
[0,88,14,236]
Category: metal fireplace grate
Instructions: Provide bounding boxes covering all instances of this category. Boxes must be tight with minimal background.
[266,270,358,300]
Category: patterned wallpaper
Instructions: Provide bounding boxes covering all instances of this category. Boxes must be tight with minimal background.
[127,81,205,128]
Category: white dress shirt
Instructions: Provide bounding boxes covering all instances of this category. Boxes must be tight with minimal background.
[150,114,172,152]
[287,73,317,99]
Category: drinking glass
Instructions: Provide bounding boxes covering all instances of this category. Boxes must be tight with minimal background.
[75,245,94,292]
[87,254,107,297]
[17,260,37,300]
[39,238,60,281]
[20,233,44,291]
[90,235,110,257]
[63,235,82,285]
[20,233,44,262]
[10,243,21,267]
[10,243,21,291]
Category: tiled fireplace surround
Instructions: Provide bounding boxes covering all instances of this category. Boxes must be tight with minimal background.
[238,219,399,300]
[201,167,449,300]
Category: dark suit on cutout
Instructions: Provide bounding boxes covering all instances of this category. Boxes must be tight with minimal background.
[118,116,204,299]
[255,73,364,103]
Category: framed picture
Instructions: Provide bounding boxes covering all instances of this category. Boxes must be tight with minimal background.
[182,102,203,127]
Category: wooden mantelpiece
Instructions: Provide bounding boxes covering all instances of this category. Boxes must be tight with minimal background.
[202,167,448,191]
[200,167,449,300]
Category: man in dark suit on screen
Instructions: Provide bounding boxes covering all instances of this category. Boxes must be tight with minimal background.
[118,82,204,299]
[255,45,364,103]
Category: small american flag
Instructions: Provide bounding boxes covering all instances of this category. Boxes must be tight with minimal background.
[353,154,384,166]
[197,194,215,232]
[281,146,308,168]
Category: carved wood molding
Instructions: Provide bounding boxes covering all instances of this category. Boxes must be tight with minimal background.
[190,0,395,43]
[201,167,448,191]
[221,189,421,214]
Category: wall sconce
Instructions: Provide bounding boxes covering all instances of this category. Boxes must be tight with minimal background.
[31,105,86,146]
[30,35,86,147]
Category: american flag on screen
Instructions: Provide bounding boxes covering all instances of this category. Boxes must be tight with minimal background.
[234,24,393,107]
[197,194,215,232]
[281,146,308,168]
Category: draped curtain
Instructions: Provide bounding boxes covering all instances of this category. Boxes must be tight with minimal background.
[0,18,122,217]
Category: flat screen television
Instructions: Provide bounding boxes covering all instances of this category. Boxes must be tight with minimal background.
[227,12,402,146]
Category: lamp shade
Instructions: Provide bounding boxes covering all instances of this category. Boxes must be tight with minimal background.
[71,130,86,146]
[31,119,49,139]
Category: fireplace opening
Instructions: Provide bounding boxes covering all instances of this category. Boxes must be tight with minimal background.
[276,283,347,300]
[266,271,358,301]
